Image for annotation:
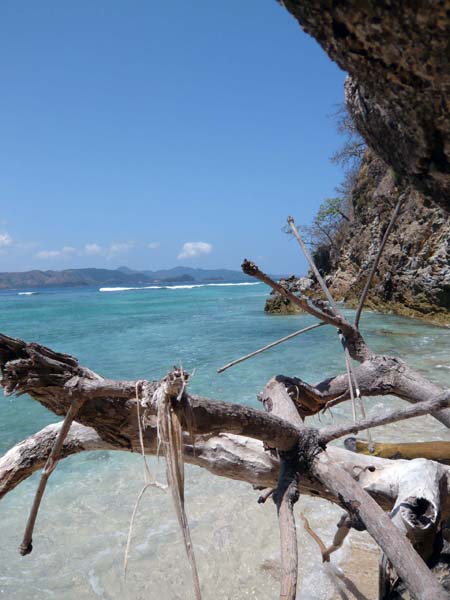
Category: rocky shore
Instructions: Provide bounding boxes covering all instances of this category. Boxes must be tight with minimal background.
[266,152,450,325]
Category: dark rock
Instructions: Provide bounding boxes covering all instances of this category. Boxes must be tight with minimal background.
[280,1,450,211]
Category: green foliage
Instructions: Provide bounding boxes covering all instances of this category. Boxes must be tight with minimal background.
[315,197,348,225]
[300,197,349,251]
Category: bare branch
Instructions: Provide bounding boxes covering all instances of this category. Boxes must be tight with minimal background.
[262,378,304,600]
[320,390,450,443]
[19,395,87,555]
[287,215,342,317]
[354,193,405,328]
[241,260,371,362]
[242,259,336,324]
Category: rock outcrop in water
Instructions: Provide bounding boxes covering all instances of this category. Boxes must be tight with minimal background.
[280,0,450,211]
[264,276,313,314]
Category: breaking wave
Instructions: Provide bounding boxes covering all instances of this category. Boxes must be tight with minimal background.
[99,282,261,292]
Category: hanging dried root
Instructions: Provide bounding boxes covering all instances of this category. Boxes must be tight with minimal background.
[123,383,166,579]
[150,368,202,600]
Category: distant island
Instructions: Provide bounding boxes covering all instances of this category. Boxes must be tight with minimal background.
[0,266,262,290]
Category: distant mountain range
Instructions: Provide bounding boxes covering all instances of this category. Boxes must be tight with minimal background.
[0,266,267,290]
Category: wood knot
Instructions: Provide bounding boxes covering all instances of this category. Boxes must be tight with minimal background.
[163,368,190,399]
[295,429,326,473]
[338,495,365,531]
[241,259,258,276]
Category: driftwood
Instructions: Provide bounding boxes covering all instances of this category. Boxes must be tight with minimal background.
[1,329,449,599]
[1,217,450,599]
[346,437,450,465]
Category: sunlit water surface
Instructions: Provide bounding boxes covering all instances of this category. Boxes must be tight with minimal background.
[0,284,449,599]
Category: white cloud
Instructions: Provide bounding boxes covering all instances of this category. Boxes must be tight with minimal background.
[147,242,160,249]
[107,241,134,258]
[35,246,76,259]
[0,232,13,248]
[177,241,212,260]
[84,243,102,255]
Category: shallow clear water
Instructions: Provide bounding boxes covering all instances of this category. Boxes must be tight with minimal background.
[0,285,449,599]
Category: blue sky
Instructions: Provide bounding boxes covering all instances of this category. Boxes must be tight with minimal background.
[0,1,346,275]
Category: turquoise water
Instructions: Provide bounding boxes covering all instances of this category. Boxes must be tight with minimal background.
[0,284,449,599]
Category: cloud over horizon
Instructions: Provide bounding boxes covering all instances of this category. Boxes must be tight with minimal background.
[177,241,212,260]
[0,233,13,248]
[35,246,76,259]
[34,241,136,260]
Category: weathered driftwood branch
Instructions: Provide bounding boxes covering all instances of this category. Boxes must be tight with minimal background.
[262,378,305,600]
[0,422,115,500]
[345,437,450,465]
[321,390,450,443]
[261,379,449,600]
[276,355,450,430]
[241,259,371,362]
[312,452,448,600]
[19,394,86,555]
[1,333,450,598]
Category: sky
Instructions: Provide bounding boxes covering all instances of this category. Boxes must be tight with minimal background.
[0,1,347,275]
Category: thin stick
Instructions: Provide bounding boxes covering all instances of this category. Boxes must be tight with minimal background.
[19,395,86,555]
[348,363,373,444]
[217,323,325,373]
[345,353,357,422]
[338,331,372,442]
[287,216,342,317]
[300,512,328,557]
[320,390,450,443]
[354,194,404,329]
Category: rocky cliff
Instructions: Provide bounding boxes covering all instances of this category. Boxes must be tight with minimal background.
[266,151,450,324]
[266,2,450,324]
[323,151,449,324]
[280,1,450,211]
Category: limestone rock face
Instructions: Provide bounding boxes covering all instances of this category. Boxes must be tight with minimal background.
[324,152,450,324]
[266,153,449,323]
[281,0,450,210]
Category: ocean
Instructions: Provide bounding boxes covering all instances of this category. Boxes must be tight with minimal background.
[0,283,449,599]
